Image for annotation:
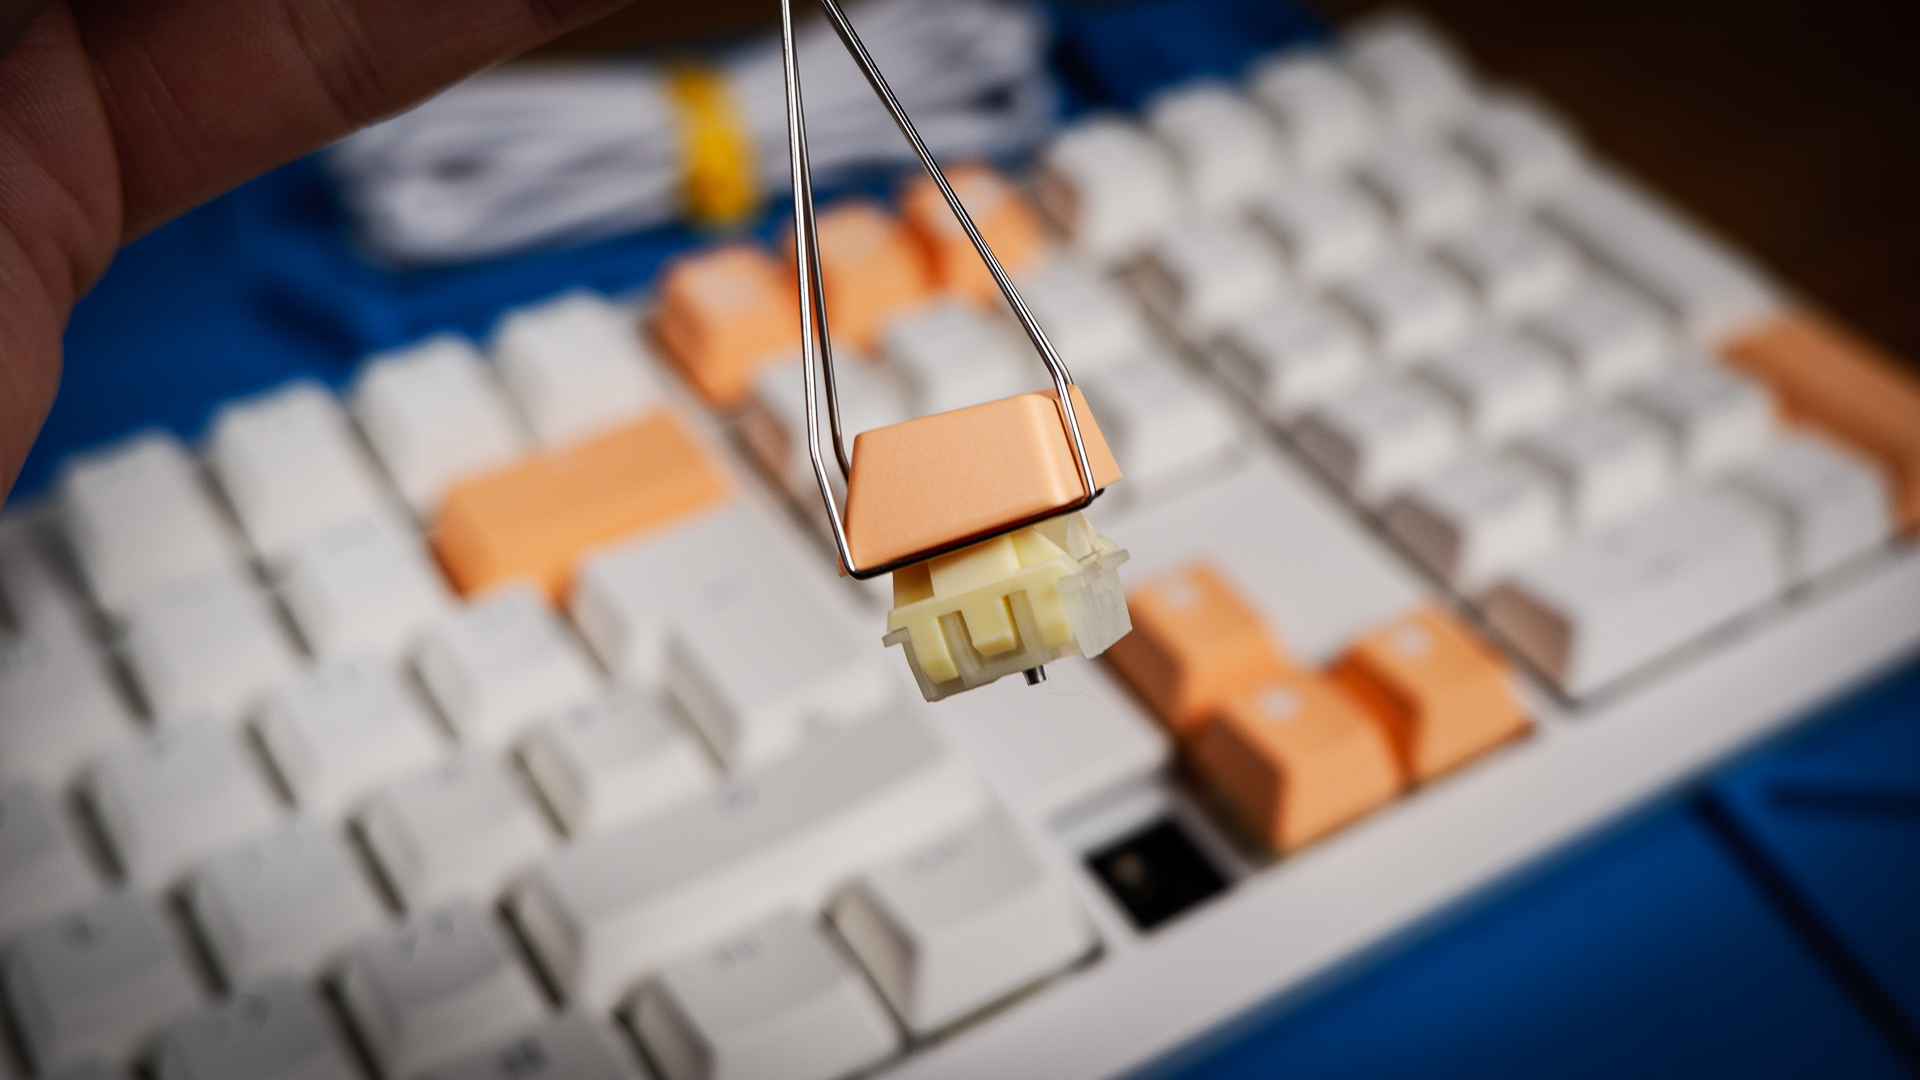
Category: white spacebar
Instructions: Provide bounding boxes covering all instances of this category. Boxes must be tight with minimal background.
[512,714,988,1009]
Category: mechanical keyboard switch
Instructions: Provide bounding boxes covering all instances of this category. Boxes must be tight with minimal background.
[1104,562,1294,741]
[654,245,802,409]
[1333,606,1529,781]
[629,909,900,1080]
[1191,672,1404,853]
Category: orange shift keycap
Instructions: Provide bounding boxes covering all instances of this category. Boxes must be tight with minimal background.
[841,387,1120,571]
[654,245,801,408]
[1722,306,1920,531]
[1104,562,1292,741]
[1191,672,1404,853]
[901,164,1050,307]
[432,410,729,601]
[794,200,936,353]
[1332,605,1529,782]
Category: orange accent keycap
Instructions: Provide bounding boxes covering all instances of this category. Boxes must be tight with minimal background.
[794,200,936,353]
[1722,307,1920,531]
[1191,672,1404,853]
[432,410,730,601]
[842,387,1120,571]
[901,164,1050,307]
[654,245,801,408]
[1104,562,1293,741]
[1332,605,1529,782]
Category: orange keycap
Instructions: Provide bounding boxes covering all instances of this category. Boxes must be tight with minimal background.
[794,200,936,353]
[901,164,1050,307]
[1191,672,1404,853]
[654,245,801,408]
[1104,562,1292,740]
[1722,307,1920,531]
[432,410,730,601]
[1332,605,1529,782]
[842,387,1120,571]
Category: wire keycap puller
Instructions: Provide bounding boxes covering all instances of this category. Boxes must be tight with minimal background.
[778,0,1134,701]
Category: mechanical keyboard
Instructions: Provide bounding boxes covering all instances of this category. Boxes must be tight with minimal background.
[5,11,1920,1080]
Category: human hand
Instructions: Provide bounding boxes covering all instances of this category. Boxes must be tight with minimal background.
[0,0,634,497]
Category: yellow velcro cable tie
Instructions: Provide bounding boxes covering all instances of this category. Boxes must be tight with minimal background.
[667,65,759,229]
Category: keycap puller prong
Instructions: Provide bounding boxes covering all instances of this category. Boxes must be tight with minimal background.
[778,0,1103,581]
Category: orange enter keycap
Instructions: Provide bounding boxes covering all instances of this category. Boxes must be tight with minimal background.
[901,164,1050,307]
[794,200,936,354]
[1104,561,1292,741]
[432,410,730,602]
[1332,605,1529,782]
[1190,672,1404,853]
[654,245,801,408]
[1722,307,1920,531]
[841,387,1118,572]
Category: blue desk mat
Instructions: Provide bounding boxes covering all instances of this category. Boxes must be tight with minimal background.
[19,0,1920,1074]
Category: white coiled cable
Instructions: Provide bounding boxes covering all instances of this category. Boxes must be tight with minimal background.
[331,0,1056,265]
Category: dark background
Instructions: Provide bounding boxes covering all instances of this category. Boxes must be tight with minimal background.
[543,0,1920,367]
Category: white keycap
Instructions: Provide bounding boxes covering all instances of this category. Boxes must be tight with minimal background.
[572,509,894,771]
[519,687,718,837]
[1144,82,1286,216]
[337,900,548,1080]
[422,1012,645,1080]
[1294,377,1463,502]
[0,616,135,790]
[1526,277,1671,394]
[630,910,899,1080]
[0,780,99,942]
[1249,175,1390,283]
[1450,92,1584,203]
[512,715,985,1008]
[1624,362,1775,476]
[1517,405,1674,530]
[491,291,664,449]
[416,585,601,749]
[1352,139,1487,242]
[256,654,448,818]
[1435,215,1581,320]
[1343,13,1477,134]
[1416,332,1571,444]
[4,893,205,1075]
[1247,51,1379,174]
[154,978,359,1080]
[1539,168,1779,343]
[123,571,301,728]
[0,506,88,630]
[1330,253,1476,364]
[1079,353,1240,498]
[278,512,454,662]
[59,431,241,617]
[1037,119,1181,262]
[1208,295,1371,419]
[185,821,388,988]
[352,335,532,517]
[831,812,1091,1035]
[1131,223,1288,337]
[40,1061,127,1079]
[1011,257,1155,373]
[1383,454,1563,589]
[83,723,283,890]
[357,753,552,911]
[881,301,1041,417]
[206,380,394,566]
[1728,433,1892,584]
[746,355,907,502]
[1485,488,1786,695]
